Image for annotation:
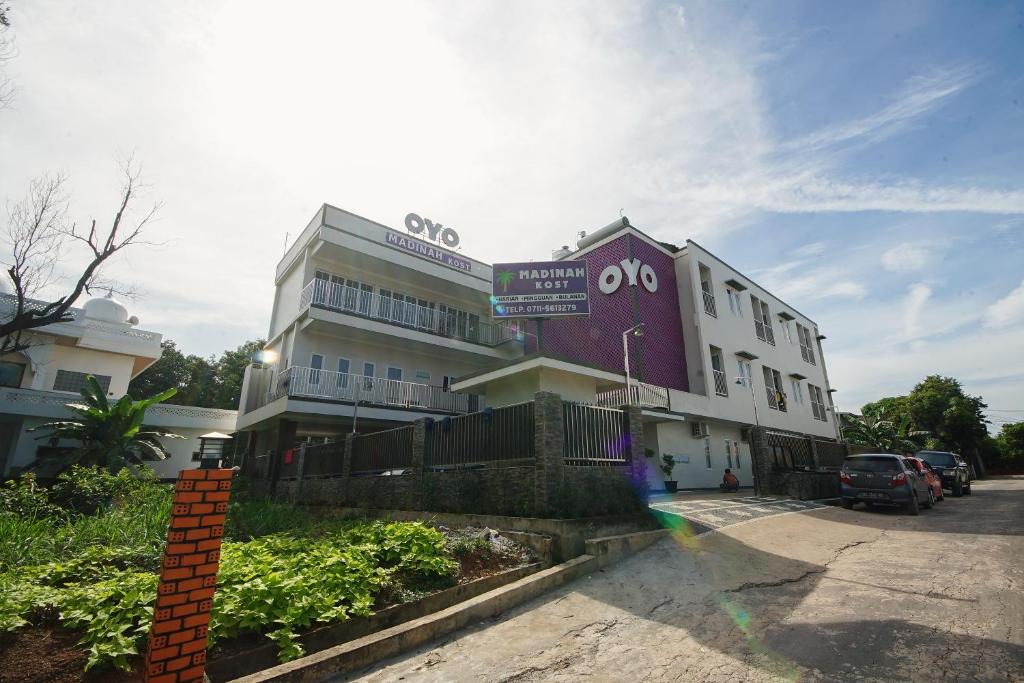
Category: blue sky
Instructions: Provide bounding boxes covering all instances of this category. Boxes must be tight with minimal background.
[1,0,1022,429]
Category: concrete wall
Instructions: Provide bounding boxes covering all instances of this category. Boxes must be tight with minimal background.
[646,419,753,490]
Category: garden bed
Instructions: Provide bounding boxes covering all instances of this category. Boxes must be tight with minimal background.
[0,468,535,682]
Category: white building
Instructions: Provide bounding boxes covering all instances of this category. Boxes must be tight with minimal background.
[234,205,522,473]
[236,207,839,490]
[0,293,237,479]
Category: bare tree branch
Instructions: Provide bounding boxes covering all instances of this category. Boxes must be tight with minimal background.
[0,160,160,355]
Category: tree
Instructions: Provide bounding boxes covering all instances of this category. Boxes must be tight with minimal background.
[993,422,1024,467]
[128,338,264,410]
[1,162,160,355]
[906,376,989,458]
[842,414,927,453]
[0,1,13,109]
[30,375,182,473]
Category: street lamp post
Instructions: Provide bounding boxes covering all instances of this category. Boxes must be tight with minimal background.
[622,323,646,404]
[735,377,760,427]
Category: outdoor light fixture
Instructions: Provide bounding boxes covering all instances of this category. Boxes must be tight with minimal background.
[197,431,232,470]
[622,322,647,404]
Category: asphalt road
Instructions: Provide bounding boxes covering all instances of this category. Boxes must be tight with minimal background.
[348,477,1024,682]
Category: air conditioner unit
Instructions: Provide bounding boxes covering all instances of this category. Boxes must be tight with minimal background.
[691,421,710,438]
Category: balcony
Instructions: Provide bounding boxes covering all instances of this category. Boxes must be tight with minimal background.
[269,365,479,414]
[299,280,516,347]
[595,382,670,410]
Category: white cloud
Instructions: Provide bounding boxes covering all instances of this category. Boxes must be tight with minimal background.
[984,280,1024,328]
[903,283,932,340]
[881,242,933,272]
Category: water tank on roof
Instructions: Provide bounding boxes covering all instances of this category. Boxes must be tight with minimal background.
[82,293,129,324]
[576,216,630,250]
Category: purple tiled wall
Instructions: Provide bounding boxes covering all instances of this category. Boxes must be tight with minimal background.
[526,232,689,391]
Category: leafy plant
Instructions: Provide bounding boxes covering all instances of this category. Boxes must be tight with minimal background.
[842,414,928,453]
[660,454,675,480]
[30,375,183,473]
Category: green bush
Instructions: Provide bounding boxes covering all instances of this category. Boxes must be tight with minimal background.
[0,473,64,518]
[48,465,162,516]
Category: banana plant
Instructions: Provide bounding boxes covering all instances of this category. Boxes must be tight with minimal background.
[31,376,183,473]
[841,413,928,453]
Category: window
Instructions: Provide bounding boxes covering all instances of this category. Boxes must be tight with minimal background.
[797,324,817,365]
[809,384,828,421]
[737,360,752,387]
[790,379,804,405]
[751,296,775,345]
[442,375,456,392]
[779,318,793,344]
[727,289,743,317]
[699,264,717,317]
[762,366,786,411]
[415,370,431,384]
[0,361,25,388]
[734,442,742,469]
[309,354,324,385]
[704,437,712,469]
[53,370,112,394]
[709,346,728,396]
[336,358,351,389]
[725,439,733,469]
[386,367,403,382]
[378,289,393,320]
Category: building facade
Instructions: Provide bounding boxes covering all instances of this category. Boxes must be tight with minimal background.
[236,207,840,491]
[0,293,237,479]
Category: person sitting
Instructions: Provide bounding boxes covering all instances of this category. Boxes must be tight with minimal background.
[720,468,739,492]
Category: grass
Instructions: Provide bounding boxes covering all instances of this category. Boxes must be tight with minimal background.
[0,467,465,671]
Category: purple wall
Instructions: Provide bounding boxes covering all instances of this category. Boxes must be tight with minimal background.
[526,232,689,391]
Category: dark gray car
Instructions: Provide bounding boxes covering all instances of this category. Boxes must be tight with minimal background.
[916,450,972,497]
[840,454,934,515]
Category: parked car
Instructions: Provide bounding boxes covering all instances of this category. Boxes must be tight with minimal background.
[906,456,944,502]
[840,454,935,514]
[916,450,972,497]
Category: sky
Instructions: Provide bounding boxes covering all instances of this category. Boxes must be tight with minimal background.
[1,0,1022,431]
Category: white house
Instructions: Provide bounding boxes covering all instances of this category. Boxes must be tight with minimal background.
[0,292,237,479]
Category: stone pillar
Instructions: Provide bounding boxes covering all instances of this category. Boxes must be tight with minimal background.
[533,391,565,517]
[410,418,429,510]
[340,433,355,506]
[144,468,233,683]
[808,436,819,470]
[623,405,649,503]
[748,426,771,496]
[293,443,307,501]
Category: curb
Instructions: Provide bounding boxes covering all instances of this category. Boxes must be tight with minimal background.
[228,554,597,682]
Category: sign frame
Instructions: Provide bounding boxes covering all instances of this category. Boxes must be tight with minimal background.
[491,260,591,319]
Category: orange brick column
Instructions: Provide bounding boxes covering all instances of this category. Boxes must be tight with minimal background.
[144,468,233,683]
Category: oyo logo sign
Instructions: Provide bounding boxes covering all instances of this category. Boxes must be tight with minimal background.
[599,258,658,294]
[405,212,460,249]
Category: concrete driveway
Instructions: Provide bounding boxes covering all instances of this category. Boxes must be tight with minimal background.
[346,477,1024,682]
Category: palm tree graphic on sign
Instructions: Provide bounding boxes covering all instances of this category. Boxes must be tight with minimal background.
[497,270,515,293]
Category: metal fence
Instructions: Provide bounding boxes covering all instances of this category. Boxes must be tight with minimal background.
[424,402,535,468]
[351,426,415,474]
[302,440,345,477]
[814,438,848,469]
[765,429,814,470]
[562,402,629,466]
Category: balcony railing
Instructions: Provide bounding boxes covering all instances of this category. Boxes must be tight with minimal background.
[299,280,517,347]
[712,369,729,397]
[595,382,670,410]
[270,365,478,414]
[701,287,717,317]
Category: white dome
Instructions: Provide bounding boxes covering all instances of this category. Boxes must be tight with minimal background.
[82,294,129,324]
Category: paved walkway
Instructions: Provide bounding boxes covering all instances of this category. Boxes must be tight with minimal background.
[345,478,1024,682]
[650,494,830,531]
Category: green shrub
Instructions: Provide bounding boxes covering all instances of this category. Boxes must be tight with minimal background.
[0,473,64,518]
[48,465,162,516]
